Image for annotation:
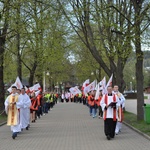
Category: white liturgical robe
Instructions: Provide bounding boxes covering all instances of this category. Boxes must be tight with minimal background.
[4,93,23,132]
[19,93,31,129]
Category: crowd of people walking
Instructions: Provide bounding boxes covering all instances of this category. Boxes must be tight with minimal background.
[60,85,125,140]
[4,82,125,141]
[4,86,58,139]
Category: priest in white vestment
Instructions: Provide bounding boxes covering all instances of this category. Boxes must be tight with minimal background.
[4,86,23,139]
[19,88,31,130]
[113,85,125,135]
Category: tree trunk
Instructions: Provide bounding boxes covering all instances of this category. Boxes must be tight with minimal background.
[16,32,22,81]
[136,57,144,120]
[133,1,144,120]
[0,46,5,110]
[16,3,22,81]
[29,71,34,87]
[0,0,10,110]
[135,26,144,120]
[116,58,125,93]
[28,62,37,86]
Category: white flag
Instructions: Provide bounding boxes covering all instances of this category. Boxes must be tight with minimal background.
[69,86,81,95]
[7,77,23,93]
[105,74,113,94]
[84,80,96,94]
[25,86,28,91]
[35,90,40,97]
[14,77,23,89]
[82,79,90,90]
[7,83,16,93]
[33,83,41,91]
[29,86,34,92]
[100,76,106,95]
[95,83,100,100]
[29,83,41,92]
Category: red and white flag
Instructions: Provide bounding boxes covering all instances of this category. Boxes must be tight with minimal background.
[106,74,113,87]
[29,86,34,92]
[95,83,100,100]
[14,77,23,89]
[82,79,90,90]
[69,86,81,95]
[7,76,23,93]
[35,90,40,96]
[29,83,41,92]
[84,80,96,94]
[105,74,113,94]
[99,76,106,95]
[33,83,41,91]
[7,83,15,93]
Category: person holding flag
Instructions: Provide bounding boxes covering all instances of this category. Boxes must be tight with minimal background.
[88,90,97,118]
[95,87,103,119]
[30,92,38,123]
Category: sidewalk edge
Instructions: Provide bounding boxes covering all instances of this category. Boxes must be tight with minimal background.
[0,122,6,127]
[123,121,150,141]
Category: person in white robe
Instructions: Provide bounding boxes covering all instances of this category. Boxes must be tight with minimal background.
[19,88,31,130]
[4,86,23,139]
[61,93,65,103]
[113,85,125,135]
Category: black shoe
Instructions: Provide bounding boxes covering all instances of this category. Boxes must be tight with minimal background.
[26,126,29,130]
[12,132,17,139]
[107,135,111,140]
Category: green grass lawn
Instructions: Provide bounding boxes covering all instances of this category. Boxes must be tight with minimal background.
[144,96,148,99]
[124,111,150,136]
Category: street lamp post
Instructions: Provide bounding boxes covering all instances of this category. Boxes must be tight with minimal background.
[130,82,132,92]
[91,72,94,81]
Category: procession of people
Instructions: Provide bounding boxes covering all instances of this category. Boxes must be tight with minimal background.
[63,77,126,140]
[4,76,125,141]
[4,82,58,140]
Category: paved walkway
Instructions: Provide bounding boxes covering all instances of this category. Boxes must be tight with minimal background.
[0,103,150,150]
[125,98,150,114]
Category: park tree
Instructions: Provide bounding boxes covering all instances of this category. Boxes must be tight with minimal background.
[4,0,69,86]
[130,0,150,120]
[57,0,150,120]
[0,0,10,109]
[0,0,71,109]
[57,0,134,92]
[68,34,103,83]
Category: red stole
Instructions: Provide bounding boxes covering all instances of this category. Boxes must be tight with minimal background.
[104,94,116,121]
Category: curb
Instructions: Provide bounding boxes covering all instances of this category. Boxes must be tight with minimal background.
[123,121,150,141]
[0,121,6,127]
